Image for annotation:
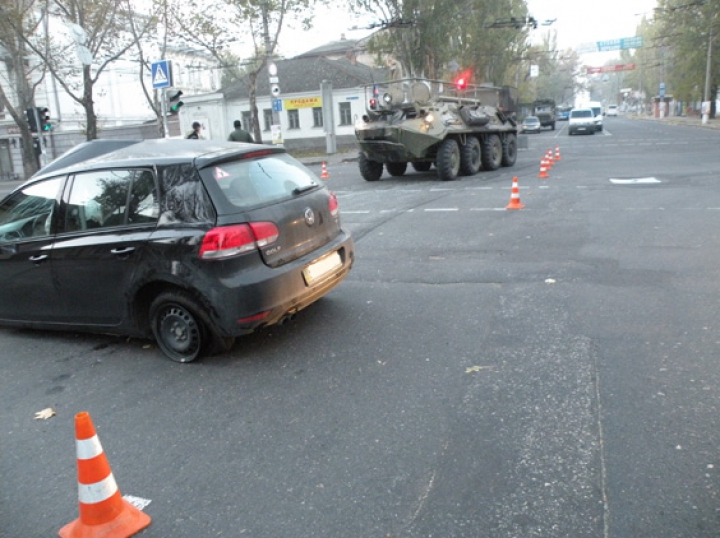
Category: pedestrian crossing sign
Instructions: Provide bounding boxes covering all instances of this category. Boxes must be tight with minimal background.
[152,60,173,89]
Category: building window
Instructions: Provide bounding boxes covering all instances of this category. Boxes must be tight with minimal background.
[288,109,300,129]
[339,102,352,125]
[241,111,252,130]
[313,107,323,128]
[263,109,272,131]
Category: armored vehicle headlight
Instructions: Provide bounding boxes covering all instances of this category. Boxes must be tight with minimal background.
[382,92,393,104]
[424,113,435,123]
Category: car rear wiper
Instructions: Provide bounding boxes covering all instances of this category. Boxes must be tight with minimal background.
[292,184,316,195]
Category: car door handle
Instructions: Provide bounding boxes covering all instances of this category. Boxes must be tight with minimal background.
[110,247,135,256]
[29,254,48,263]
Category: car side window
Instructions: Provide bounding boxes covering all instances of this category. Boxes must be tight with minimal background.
[64,169,158,231]
[0,177,62,243]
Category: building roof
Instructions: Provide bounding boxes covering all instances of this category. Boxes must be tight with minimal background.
[223,56,386,100]
[293,34,371,59]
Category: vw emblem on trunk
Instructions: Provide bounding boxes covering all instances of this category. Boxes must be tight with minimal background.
[304,207,315,226]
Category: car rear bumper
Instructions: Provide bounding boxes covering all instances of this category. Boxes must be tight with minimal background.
[207,229,355,336]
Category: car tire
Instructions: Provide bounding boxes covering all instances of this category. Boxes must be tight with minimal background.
[481,134,503,171]
[359,152,383,181]
[459,136,482,176]
[501,133,517,167]
[436,138,460,181]
[150,291,215,363]
[386,162,408,177]
[411,162,432,172]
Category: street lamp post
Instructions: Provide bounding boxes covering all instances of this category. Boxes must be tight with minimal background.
[260,1,281,143]
[703,25,712,124]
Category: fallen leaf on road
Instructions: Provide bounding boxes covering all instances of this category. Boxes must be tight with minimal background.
[34,408,56,420]
[465,365,494,373]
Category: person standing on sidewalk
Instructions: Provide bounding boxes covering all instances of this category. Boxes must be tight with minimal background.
[228,120,255,143]
[186,122,203,139]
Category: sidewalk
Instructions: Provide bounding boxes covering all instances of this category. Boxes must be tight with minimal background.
[629,113,720,130]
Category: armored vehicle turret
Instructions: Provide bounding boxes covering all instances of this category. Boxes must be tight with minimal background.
[354,78,519,182]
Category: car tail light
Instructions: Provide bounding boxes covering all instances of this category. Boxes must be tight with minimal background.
[199,222,279,260]
[329,192,339,218]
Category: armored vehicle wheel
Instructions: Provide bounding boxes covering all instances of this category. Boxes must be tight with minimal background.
[437,138,461,181]
[412,162,432,172]
[501,133,518,167]
[359,152,383,181]
[481,134,503,171]
[386,162,408,177]
[459,136,482,176]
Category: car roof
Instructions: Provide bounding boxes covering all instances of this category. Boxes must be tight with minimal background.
[31,139,285,182]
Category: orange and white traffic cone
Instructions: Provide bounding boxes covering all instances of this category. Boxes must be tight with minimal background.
[506,177,524,210]
[538,158,549,179]
[321,161,329,179]
[59,412,151,538]
[555,146,562,161]
[545,149,554,167]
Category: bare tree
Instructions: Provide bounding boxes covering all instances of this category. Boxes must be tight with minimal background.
[0,0,49,177]
[170,0,322,143]
[19,0,155,140]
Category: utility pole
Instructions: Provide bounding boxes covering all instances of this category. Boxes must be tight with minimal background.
[260,1,282,144]
[703,25,713,124]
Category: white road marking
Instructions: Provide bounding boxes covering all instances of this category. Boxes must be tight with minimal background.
[610,178,661,184]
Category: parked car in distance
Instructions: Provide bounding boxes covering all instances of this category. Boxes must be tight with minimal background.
[556,106,572,121]
[0,140,355,362]
[568,108,596,135]
[606,104,618,116]
[520,116,542,134]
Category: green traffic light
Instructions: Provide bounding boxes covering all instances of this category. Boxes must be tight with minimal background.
[170,101,184,112]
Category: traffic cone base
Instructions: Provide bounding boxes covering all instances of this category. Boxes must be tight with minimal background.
[59,499,151,538]
[506,177,524,210]
[59,412,151,538]
[320,161,329,179]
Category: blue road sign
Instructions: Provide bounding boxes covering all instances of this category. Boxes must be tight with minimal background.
[660,82,666,98]
[152,60,173,89]
[272,98,283,112]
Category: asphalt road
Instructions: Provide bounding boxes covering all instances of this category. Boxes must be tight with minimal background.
[3,116,720,537]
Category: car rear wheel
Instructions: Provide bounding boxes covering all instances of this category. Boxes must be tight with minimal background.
[359,152,383,181]
[411,162,432,172]
[501,133,517,167]
[436,138,460,181]
[481,134,503,171]
[386,162,408,177]
[459,136,482,176]
[150,291,213,363]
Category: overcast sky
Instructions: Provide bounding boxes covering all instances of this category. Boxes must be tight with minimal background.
[278,0,658,61]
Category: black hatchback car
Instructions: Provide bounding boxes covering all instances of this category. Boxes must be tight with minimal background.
[0,140,354,362]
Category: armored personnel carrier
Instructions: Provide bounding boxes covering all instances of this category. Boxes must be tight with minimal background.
[354,78,518,182]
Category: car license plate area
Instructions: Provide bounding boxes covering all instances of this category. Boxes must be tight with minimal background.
[303,251,342,285]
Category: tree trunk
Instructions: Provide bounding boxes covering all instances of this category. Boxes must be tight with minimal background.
[83,65,98,140]
[249,71,261,143]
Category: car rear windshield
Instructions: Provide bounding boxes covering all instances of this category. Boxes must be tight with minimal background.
[200,153,319,210]
[571,110,593,118]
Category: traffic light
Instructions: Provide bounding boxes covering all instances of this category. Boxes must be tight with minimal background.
[454,69,472,91]
[37,107,51,131]
[168,90,184,113]
[26,108,38,132]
